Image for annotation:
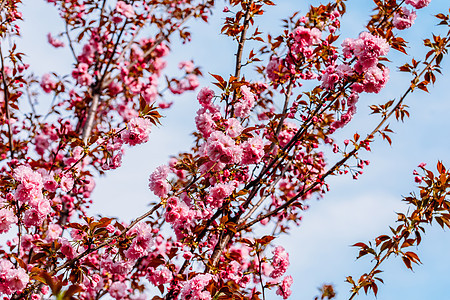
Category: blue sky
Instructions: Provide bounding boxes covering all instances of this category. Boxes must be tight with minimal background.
[14,0,450,299]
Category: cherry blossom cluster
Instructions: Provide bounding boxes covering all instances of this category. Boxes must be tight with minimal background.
[0,0,443,299]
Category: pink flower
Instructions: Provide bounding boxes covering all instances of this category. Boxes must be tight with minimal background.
[0,259,14,294]
[195,110,216,138]
[23,208,45,227]
[405,0,431,9]
[116,1,135,18]
[13,166,44,204]
[122,117,152,146]
[72,63,93,86]
[197,87,215,108]
[235,86,255,118]
[343,32,389,72]
[34,134,50,155]
[0,208,17,234]
[109,281,128,299]
[46,224,62,240]
[180,274,213,300]
[165,197,192,225]
[224,118,243,138]
[278,122,298,148]
[220,261,243,283]
[102,153,123,170]
[6,267,29,293]
[148,165,170,198]
[418,162,427,168]
[363,66,390,94]
[40,73,56,93]
[335,64,354,77]
[35,198,52,215]
[170,75,200,94]
[292,26,322,47]
[321,66,340,90]
[108,81,123,96]
[241,136,265,165]
[78,43,95,64]
[117,104,138,122]
[276,275,293,299]
[124,222,154,260]
[141,84,158,104]
[347,93,359,106]
[179,61,195,72]
[147,266,173,286]
[47,33,65,48]
[209,182,236,208]
[187,74,200,90]
[393,7,417,30]
[270,246,290,278]
[21,234,34,252]
[60,173,74,192]
[206,131,242,164]
[102,257,132,276]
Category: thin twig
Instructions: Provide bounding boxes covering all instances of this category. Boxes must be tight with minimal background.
[102,6,201,88]
[0,0,8,14]
[237,46,446,232]
[256,250,266,300]
[65,21,78,63]
[0,43,14,158]
[18,202,163,299]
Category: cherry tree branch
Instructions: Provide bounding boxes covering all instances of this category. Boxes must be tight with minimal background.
[237,45,447,231]
[19,202,163,299]
[0,44,14,158]
[65,21,78,64]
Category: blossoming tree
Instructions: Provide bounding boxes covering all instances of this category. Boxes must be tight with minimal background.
[0,0,450,299]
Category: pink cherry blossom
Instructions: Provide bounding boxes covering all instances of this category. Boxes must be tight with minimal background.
[116,1,135,18]
[292,26,322,47]
[141,84,158,104]
[0,208,17,234]
[195,109,217,138]
[393,7,417,30]
[23,208,45,227]
[321,65,340,90]
[46,224,62,240]
[209,181,236,208]
[179,60,195,72]
[267,56,288,82]
[206,131,242,164]
[47,33,65,48]
[109,281,128,299]
[405,0,431,9]
[342,32,389,72]
[276,275,293,299]
[40,73,56,93]
[124,222,154,260]
[224,118,243,138]
[148,165,170,198]
[34,134,50,155]
[241,136,265,165]
[235,85,255,118]
[270,246,290,278]
[13,166,44,204]
[72,63,93,86]
[363,66,390,94]
[60,173,74,192]
[180,274,213,300]
[6,267,29,293]
[147,266,173,286]
[122,117,152,146]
